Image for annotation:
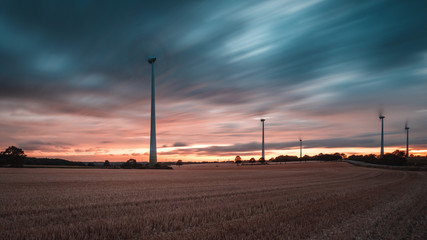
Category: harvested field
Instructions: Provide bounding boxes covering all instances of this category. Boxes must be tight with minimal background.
[0,162,426,239]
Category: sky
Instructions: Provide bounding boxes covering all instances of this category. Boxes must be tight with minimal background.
[1,0,427,162]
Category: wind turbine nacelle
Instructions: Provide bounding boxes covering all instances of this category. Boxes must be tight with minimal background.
[148,56,157,64]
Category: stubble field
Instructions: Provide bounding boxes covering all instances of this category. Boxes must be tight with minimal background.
[0,162,426,239]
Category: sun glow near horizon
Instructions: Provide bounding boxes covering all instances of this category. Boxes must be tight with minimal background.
[1,1,427,163]
[22,145,427,163]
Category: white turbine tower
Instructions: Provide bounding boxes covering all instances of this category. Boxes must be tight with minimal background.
[405,121,410,158]
[379,114,385,158]
[148,56,157,167]
[299,139,303,160]
[261,119,265,161]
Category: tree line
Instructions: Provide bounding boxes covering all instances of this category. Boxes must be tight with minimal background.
[234,150,415,166]
[1,146,423,168]
[0,146,87,167]
[0,146,175,169]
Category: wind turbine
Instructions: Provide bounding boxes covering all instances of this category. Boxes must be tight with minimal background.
[299,138,303,161]
[128,37,171,166]
[379,113,385,158]
[405,121,410,158]
[261,119,265,161]
[148,56,157,167]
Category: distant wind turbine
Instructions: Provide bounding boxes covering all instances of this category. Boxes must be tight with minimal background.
[148,56,157,167]
[261,119,265,161]
[405,121,410,158]
[299,139,303,160]
[379,112,385,158]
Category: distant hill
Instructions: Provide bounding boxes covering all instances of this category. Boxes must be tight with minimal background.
[24,157,86,166]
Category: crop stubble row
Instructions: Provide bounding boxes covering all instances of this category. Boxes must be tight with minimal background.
[0,162,426,239]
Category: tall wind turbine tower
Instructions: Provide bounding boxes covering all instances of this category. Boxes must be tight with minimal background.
[405,122,410,158]
[261,119,265,161]
[299,139,303,159]
[379,114,385,158]
[148,56,157,167]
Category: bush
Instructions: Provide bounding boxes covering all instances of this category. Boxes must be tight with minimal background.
[348,154,377,163]
[24,158,85,166]
[155,163,173,169]
[407,156,427,166]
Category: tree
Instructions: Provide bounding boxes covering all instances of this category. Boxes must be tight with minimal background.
[234,156,242,166]
[104,160,110,168]
[127,159,137,165]
[0,146,26,167]
[121,159,139,169]
[392,150,405,158]
[313,152,342,161]
[302,155,311,162]
[259,157,266,164]
[176,159,183,167]
[273,155,298,163]
[382,150,407,166]
[249,157,256,165]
